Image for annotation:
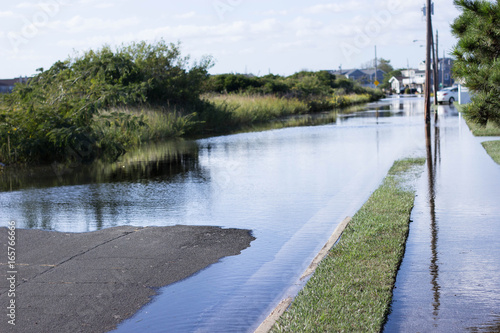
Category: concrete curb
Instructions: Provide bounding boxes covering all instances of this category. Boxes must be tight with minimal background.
[254,216,352,333]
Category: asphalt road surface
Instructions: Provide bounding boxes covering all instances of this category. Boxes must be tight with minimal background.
[0,225,255,333]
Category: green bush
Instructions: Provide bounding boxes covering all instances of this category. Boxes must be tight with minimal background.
[0,40,213,165]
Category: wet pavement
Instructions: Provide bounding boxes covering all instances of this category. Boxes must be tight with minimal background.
[0,226,254,333]
[384,111,500,332]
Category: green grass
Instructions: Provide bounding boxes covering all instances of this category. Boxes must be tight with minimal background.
[203,93,310,126]
[0,91,380,166]
[271,157,426,333]
[482,141,500,165]
[456,104,500,136]
[465,119,500,136]
[94,106,197,142]
[456,104,500,165]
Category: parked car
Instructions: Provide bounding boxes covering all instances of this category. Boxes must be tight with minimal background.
[437,86,459,104]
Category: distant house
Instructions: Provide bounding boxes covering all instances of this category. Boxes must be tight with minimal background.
[389,76,404,94]
[436,58,454,88]
[328,68,386,88]
[398,58,455,94]
[401,68,426,93]
[0,77,29,94]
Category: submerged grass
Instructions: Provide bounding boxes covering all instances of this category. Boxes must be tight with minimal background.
[271,157,425,333]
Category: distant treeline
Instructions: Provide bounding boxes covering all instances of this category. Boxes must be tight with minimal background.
[204,71,383,98]
[0,41,383,166]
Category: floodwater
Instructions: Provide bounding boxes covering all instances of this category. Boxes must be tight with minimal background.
[1,97,497,332]
[384,104,500,332]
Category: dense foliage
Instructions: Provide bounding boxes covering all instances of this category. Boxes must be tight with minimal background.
[452,0,500,125]
[0,41,213,164]
[204,70,383,99]
[0,42,383,166]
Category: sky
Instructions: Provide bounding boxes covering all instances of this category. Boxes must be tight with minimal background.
[0,0,461,79]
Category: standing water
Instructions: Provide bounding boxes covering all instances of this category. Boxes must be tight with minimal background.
[384,103,500,332]
[2,97,483,332]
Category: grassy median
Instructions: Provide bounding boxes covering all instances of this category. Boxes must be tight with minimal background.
[481,141,500,165]
[271,158,425,333]
[457,105,500,165]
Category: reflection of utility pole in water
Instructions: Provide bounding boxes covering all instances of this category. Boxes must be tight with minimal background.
[425,122,441,319]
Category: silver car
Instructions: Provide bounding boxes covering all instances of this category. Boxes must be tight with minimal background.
[437,86,459,104]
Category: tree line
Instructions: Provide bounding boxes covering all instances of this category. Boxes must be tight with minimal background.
[452,0,500,126]
[0,40,383,166]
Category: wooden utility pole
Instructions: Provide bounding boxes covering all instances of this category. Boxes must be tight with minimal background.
[432,30,438,106]
[424,0,432,124]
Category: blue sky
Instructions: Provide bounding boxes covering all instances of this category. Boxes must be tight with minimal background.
[0,0,461,78]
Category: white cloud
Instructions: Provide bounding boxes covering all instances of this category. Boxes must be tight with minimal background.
[260,9,288,16]
[16,2,39,9]
[289,16,324,37]
[305,2,361,14]
[250,19,281,34]
[272,39,316,53]
[56,35,113,49]
[0,11,15,17]
[95,3,115,9]
[175,11,197,20]
[51,15,141,33]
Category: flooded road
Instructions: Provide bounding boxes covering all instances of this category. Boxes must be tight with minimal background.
[384,107,500,332]
[2,97,496,332]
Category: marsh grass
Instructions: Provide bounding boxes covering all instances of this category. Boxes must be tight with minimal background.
[92,106,197,148]
[202,93,376,133]
[272,158,425,333]
[203,94,310,125]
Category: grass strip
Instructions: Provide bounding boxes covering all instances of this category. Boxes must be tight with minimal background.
[456,104,500,165]
[464,119,500,136]
[482,141,500,165]
[271,158,425,333]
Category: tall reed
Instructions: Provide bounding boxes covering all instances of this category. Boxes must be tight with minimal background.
[203,94,309,126]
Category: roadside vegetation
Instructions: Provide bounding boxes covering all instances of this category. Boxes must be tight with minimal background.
[481,141,500,164]
[465,116,500,165]
[452,0,500,166]
[0,40,211,165]
[452,0,500,127]
[0,41,383,166]
[457,103,500,165]
[271,158,425,333]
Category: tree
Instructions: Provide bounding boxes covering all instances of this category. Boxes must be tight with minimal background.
[377,58,393,74]
[452,0,500,125]
[0,40,214,164]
